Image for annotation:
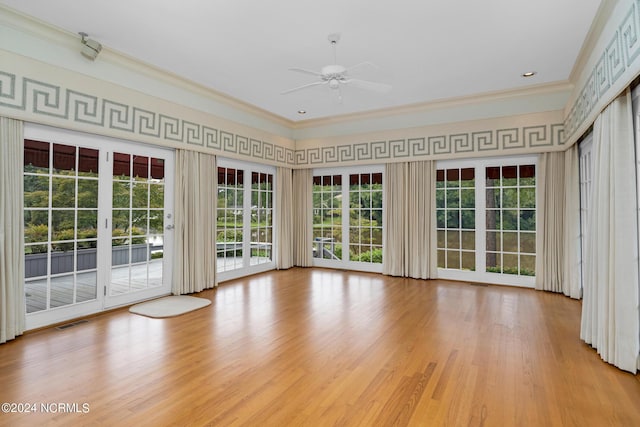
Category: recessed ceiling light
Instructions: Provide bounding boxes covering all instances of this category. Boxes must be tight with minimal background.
[297,110,306,115]
[522,71,537,77]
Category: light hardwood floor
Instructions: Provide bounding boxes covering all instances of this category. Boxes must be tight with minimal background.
[1,268,639,426]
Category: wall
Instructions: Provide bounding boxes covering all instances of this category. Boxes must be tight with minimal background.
[565,0,640,145]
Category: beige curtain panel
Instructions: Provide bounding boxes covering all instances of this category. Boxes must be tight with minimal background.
[383,162,407,276]
[383,161,435,279]
[580,88,640,373]
[407,161,436,280]
[535,151,566,293]
[0,117,26,344]
[563,145,582,299]
[292,169,313,267]
[173,150,217,295]
[275,167,293,269]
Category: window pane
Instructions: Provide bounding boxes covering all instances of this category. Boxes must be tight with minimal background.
[461,210,475,229]
[132,211,149,234]
[446,250,460,269]
[461,251,475,271]
[52,178,75,208]
[519,165,536,186]
[371,173,383,185]
[51,210,74,240]
[486,210,500,230]
[113,153,131,178]
[150,158,165,180]
[50,275,74,308]
[437,249,445,268]
[149,184,164,209]
[486,188,500,208]
[446,210,459,228]
[502,210,518,230]
[503,232,518,253]
[486,231,501,252]
[446,189,459,208]
[520,210,536,231]
[503,254,519,274]
[133,156,149,180]
[24,140,50,173]
[460,189,475,208]
[77,210,97,233]
[436,210,445,228]
[460,168,475,187]
[520,233,536,253]
[78,148,99,177]
[446,169,459,186]
[486,252,501,273]
[502,166,518,186]
[131,182,149,209]
[77,179,98,208]
[113,181,130,208]
[24,175,49,207]
[486,167,500,187]
[24,213,48,244]
[520,188,535,208]
[503,188,518,208]
[436,170,445,188]
[461,231,475,250]
[436,189,445,207]
[53,144,76,174]
[520,255,536,276]
[447,230,460,249]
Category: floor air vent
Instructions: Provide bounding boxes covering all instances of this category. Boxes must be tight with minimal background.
[56,319,89,330]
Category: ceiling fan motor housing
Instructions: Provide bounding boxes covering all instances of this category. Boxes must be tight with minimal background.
[321,64,347,89]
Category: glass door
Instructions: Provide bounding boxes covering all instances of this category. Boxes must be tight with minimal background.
[23,124,174,329]
[104,148,174,308]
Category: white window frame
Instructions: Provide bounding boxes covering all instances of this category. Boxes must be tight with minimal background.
[436,155,538,288]
[216,157,276,282]
[312,165,384,274]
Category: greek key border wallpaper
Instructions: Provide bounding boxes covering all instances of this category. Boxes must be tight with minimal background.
[295,123,565,166]
[0,69,296,166]
[564,0,640,143]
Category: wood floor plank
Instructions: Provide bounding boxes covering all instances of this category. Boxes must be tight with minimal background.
[1,268,639,426]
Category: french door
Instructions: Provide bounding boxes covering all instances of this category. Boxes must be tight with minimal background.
[103,146,174,308]
[24,124,174,329]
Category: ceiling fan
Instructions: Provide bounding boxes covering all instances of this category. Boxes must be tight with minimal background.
[281,33,392,101]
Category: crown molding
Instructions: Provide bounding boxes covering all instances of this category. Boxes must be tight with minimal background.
[569,0,618,84]
[289,81,574,130]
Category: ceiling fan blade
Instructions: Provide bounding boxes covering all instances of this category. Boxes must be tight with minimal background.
[344,78,392,93]
[280,81,327,95]
[288,67,323,77]
[346,61,379,74]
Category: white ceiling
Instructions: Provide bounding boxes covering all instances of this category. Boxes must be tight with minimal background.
[0,0,602,123]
